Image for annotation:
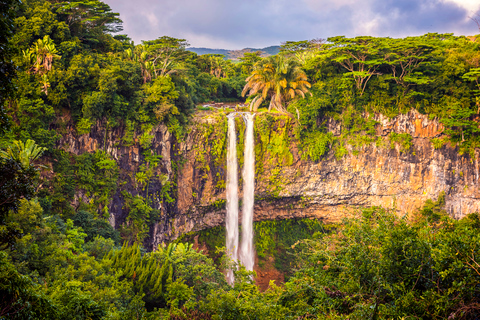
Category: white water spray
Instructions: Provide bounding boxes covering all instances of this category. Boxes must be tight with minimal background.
[239,113,255,272]
[225,114,239,285]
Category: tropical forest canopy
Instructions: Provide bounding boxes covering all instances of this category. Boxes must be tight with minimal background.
[2,0,480,319]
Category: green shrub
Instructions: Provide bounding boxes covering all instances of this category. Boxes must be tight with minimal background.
[389,132,413,152]
[76,118,94,135]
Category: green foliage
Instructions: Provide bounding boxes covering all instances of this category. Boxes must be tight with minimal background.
[55,0,123,37]
[441,101,480,157]
[301,131,333,161]
[76,117,93,135]
[139,125,154,149]
[0,251,56,319]
[193,113,228,191]
[5,1,480,318]
[166,278,195,312]
[73,210,120,244]
[106,241,227,310]
[242,55,311,112]
[81,57,142,120]
[277,196,480,319]
[253,221,277,259]
[255,113,294,167]
[65,218,87,253]
[239,51,262,75]
[144,76,179,120]
[52,281,106,320]
[0,0,21,134]
[283,34,480,159]
[0,139,46,167]
[203,278,287,320]
[389,132,413,152]
[74,150,119,216]
[255,218,326,277]
[10,97,59,149]
[292,105,378,161]
[121,193,155,243]
[195,226,226,264]
[0,140,44,249]
[431,137,447,149]
[0,157,37,219]
[122,119,135,146]
[41,150,76,217]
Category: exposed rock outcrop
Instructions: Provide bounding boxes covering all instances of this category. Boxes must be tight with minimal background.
[58,110,480,249]
[154,109,479,247]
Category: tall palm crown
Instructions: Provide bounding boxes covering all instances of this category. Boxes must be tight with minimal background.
[242,55,311,112]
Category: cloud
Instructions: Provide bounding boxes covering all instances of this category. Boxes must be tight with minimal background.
[103,0,479,49]
[447,0,480,14]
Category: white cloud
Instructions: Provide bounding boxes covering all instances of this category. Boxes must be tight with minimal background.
[103,0,476,48]
[446,0,480,14]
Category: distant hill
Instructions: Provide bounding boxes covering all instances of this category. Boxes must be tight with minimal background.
[244,46,280,56]
[187,46,280,60]
[187,48,231,56]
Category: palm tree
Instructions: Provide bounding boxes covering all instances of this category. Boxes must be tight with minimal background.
[128,45,154,84]
[22,36,61,95]
[0,139,46,168]
[40,74,50,95]
[241,55,311,112]
[33,35,61,75]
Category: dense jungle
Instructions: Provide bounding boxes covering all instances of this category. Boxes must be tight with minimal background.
[2,0,480,319]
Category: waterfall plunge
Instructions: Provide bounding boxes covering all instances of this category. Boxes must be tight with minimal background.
[225,114,239,285]
[239,113,255,272]
[225,112,255,285]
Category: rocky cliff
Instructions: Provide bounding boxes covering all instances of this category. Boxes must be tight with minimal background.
[58,109,480,249]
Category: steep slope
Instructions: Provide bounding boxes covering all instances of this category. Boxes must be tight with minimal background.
[57,109,480,249]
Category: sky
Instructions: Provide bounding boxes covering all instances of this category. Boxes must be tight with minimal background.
[103,0,480,49]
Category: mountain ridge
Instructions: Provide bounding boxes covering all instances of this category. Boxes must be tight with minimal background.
[187,45,280,60]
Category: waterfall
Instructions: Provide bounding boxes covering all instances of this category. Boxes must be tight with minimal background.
[225,114,239,285]
[239,113,255,272]
[225,112,255,284]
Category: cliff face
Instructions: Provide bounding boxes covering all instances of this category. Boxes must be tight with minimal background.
[59,121,175,232]
[58,110,480,249]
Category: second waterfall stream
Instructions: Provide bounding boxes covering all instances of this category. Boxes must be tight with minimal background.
[225,112,255,285]
[239,113,255,274]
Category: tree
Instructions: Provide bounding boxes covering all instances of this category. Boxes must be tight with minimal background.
[280,39,324,55]
[197,54,230,78]
[442,101,479,143]
[242,55,311,112]
[280,39,325,66]
[54,0,123,37]
[0,139,45,248]
[383,37,435,92]
[143,36,190,78]
[22,35,61,94]
[0,139,47,168]
[463,67,480,114]
[143,76,179,121]
[0,0,21,133]
[124,45,155,83]
[327,36,384,96]
[0,251,57,319]
[239,51,262,75]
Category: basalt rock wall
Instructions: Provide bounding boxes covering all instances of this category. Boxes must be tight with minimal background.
[58,110,480,249]
[58,121,175,233]
[154,109,480,248]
